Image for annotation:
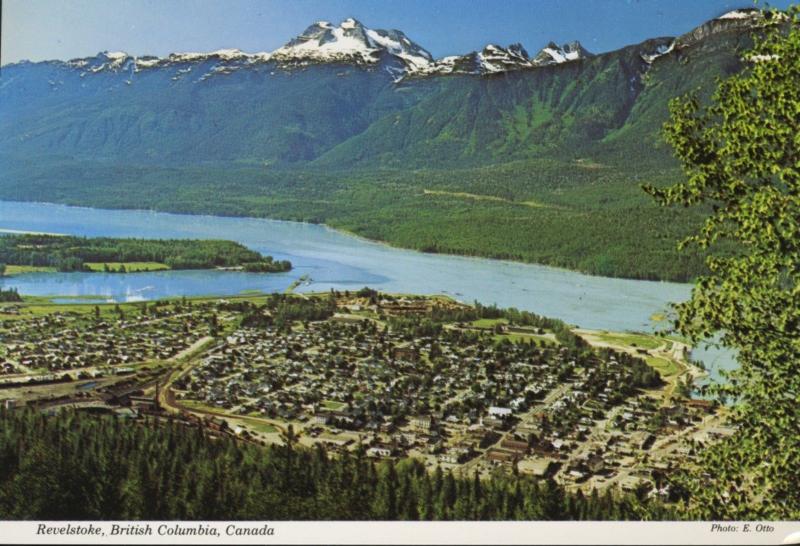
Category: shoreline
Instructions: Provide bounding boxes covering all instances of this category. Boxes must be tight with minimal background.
[0,228,64,236]
[574,327,712,397]
[1,266,292,278]
[0,198,694,286]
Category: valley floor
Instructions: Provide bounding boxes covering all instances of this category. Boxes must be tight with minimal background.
[0,157,711,282]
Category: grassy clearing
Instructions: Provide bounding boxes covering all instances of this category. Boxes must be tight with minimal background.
[423,189,554,209]
[180,399,224,413]
[322,400,346,410]
[493,333,556,345]
[246,422,279,434]
[48,294,111,301]
[3,265,57,275]
[85,262,170,272]
[0,291,271,323]
[645,356,683,378]
[593,331,664,351]
[0,296,150,319]
[573,159,608,170]
[1,304,91,320]
[471,318,509,328]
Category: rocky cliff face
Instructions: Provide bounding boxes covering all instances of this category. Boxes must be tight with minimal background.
[673,8,776,49]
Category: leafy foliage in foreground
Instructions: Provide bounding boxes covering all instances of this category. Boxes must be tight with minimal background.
[0,409,673,520]
[0,234,291,273]
[648,8,800,519]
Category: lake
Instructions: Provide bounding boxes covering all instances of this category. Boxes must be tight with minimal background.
[0,200,734,378]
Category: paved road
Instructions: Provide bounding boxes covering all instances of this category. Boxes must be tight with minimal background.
[157,336,289,439]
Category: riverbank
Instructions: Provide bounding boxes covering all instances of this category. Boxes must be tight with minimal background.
[0,188,702,283]
[574,328,709,402]
[0,200,715,345]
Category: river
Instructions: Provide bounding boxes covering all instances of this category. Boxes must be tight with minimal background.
[0,200,734,378]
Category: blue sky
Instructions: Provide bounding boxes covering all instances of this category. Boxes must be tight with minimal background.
[1,0,793,65]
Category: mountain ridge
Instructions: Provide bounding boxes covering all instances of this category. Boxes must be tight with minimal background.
[0,8,771,167]
[4,8,769,80]
[0,7,782,281]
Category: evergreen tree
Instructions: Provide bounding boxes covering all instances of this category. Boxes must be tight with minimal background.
[0,409,659,521]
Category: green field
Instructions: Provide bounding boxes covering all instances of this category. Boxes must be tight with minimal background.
[181,399,226,413]
[321,400,346,410]
[3,265,57,275]
[246,422,279,434]
[493,333,557,346]
[645,356,683,378]
[85,261,170,272]
[593,331,664,351]
[471,318,509,328]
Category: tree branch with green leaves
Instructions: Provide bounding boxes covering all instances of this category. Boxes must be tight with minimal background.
[644,6,800,519]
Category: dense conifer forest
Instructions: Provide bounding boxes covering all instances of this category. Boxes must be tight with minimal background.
[0,409,674,520]
[0,158,710,281]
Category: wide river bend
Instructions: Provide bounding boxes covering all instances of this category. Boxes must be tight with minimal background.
[0,201,733,378]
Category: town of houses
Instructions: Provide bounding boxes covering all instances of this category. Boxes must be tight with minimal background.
[0,301,217,372]
[0,292,733,498]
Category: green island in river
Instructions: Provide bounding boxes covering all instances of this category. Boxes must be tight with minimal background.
[0,233,291,275]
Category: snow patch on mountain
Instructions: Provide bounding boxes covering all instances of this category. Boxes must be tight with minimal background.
[270,18,433,70]
[54,19,434,80]
[531,41,591,66]
[479,43,532,72]
[271,19,376,64]
[674,8,778,51]
[23,9,772,83]
[410,40,592,77]
[53,19,598,81]
[717,9,760,20]
[410,43,536,76]
[640,40,676,64]
[365,28,433,70]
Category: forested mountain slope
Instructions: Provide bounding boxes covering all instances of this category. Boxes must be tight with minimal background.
[0,10,772,280]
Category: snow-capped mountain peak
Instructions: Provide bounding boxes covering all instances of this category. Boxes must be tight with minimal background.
[478,43,533,73]
[366,28,433,70]
[532,41,591,66]
[36,9,768,84]
[340,17,359,29]
[57,18,434,80]
[409,42,535,77]
[105,51,128,61]
[64,50,135,72]
[271,18,432,69]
